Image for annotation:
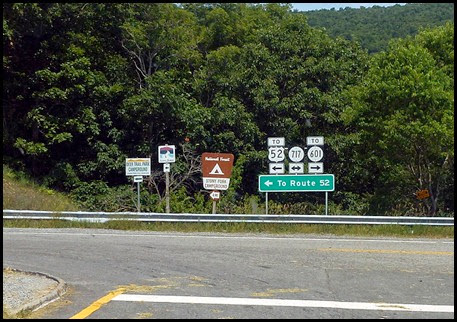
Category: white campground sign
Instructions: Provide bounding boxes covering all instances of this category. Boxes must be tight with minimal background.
[126,158,151,176]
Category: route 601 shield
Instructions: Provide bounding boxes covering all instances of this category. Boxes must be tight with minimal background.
[307,146,323,162]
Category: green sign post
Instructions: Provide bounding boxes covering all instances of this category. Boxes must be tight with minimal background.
[258,174,335,192]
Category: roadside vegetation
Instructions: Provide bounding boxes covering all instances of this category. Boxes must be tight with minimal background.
[3,165,453,238]
[302,3,454,53]
[3,4,454,218]
[3,165,80,211]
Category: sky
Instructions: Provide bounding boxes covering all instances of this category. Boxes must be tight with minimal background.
[290,3,407,12]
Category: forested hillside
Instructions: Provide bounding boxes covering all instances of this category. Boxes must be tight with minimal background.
[3,3,454,216]
[300,3,454,53]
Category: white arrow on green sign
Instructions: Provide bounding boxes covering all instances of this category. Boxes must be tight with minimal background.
[258,174,334,192]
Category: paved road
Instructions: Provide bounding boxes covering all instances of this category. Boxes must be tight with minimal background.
[3,228,454,319]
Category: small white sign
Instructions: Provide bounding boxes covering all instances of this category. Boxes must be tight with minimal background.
[288,146,305,162]
[163,163,170,173]
[203,178,231,190]
[267,137,285,146]
[133,176,143,183]
[268,147,285,162]
[158,145,176,163]
[269,163,285,174]
[308,162,324,174]
[210,191,220,200]
[307,136,324,146]
[126,158,151,176]
[307,146,324,162]
[289,162,304,174]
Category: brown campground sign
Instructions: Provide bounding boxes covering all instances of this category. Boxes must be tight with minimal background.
[202,152,234,190]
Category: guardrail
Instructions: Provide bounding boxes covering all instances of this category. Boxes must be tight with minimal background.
[3,210,454,226]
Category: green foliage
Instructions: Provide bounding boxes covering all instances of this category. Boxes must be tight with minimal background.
[2,3,454,217]
[3,165,81,211]
[342,23,454,215]
[301,3,454,53]
[168,187,211,214]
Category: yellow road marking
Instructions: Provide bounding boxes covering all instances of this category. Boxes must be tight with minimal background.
[70,276,206,318]
[318,248,453,255]
[251,288,307,297]
[70,287,126,319]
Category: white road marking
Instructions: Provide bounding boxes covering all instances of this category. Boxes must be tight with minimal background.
[4,230,453,244]
[111,294,454,313]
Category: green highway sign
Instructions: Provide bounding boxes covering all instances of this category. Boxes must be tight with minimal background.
[258,174,335,192]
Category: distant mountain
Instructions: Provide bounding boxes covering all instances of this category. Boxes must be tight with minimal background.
[299,3,454,53]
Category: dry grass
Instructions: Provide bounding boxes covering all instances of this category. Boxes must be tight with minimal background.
[3,165,80,211]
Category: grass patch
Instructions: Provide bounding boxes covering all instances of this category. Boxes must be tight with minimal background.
[2,305,14,319]
[3,165,80,211]
[2,164,454,238]
[2,306,33,319]
[2,219,453,238]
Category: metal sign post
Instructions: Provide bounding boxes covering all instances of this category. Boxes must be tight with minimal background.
[133,176,143,212]
[325,191,328,215]
[137,182,141,212]
[265,192,268,215]
[307,136,329,215]
[158,145,176,213]
[266,137,286,214]
[163,163,171,213]
[165,170,170,213]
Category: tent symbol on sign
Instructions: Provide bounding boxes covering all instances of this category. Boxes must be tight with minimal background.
[209,163,224,175]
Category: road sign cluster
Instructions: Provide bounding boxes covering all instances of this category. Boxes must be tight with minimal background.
[261,136,334,196]
[126,145,177,212]
[267,136,325,175]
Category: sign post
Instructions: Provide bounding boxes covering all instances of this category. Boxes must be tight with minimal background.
[265,192,268,215]
[325,191,328,216]
[133,176,143,212]
[307,136,327,214]
[158,145,176,213]
[267,137,286,214]
[126,158,151,212]
[210,191,220,214]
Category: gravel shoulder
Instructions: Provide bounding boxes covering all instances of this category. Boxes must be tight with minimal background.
[3,267,67,317]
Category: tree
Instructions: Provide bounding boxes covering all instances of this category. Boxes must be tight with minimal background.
[4,3,131,186]
[120,3,201,89]
[343,23,454,215]
[146,143,201,206]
